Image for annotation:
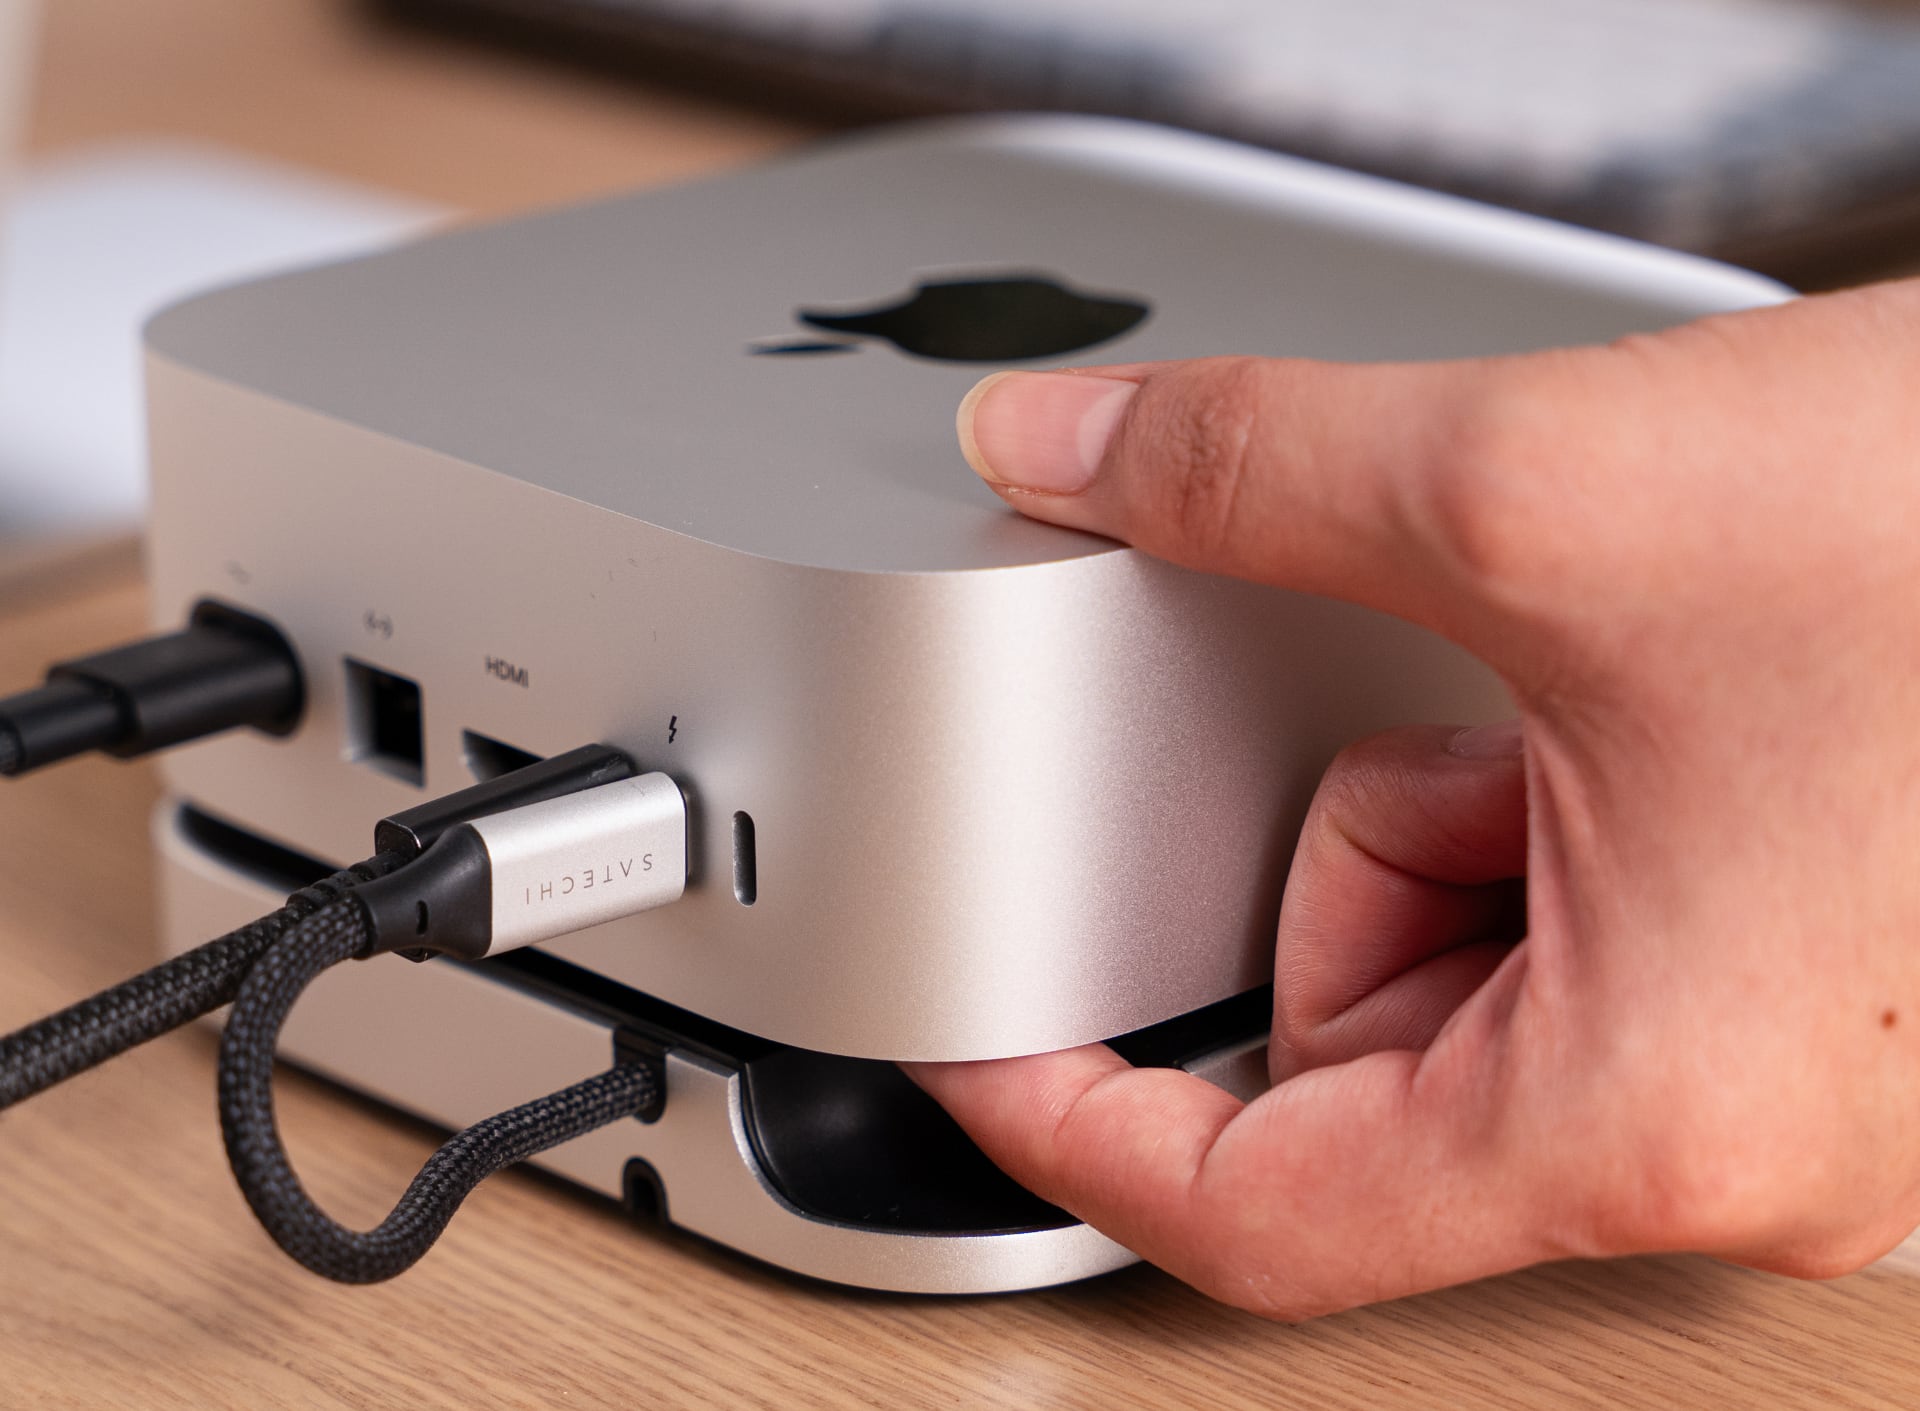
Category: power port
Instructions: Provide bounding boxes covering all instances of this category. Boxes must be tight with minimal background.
[344,659,424,786]
[462,729,541,781]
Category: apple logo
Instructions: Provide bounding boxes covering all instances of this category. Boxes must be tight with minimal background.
[752,274,1150,362]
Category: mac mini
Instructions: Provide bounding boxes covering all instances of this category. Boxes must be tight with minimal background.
[143,116,1786,1292]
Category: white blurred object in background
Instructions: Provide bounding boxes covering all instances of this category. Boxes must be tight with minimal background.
[0,145,444,552]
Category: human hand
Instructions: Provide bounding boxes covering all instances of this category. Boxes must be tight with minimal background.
[907,279,1920,1318]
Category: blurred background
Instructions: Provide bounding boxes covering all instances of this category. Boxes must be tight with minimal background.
[5,0,1920,595]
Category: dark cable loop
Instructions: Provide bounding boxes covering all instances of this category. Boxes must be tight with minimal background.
[0,850,406,1110]
[0,724,20,777]
[217,899,661,1283]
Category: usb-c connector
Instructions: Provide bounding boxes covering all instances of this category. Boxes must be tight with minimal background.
[356,763,688,962]
[2,743,686,1283]
[215,750,685,1281]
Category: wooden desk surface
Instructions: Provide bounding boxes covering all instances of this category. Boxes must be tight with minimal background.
[8,4,1920,1407]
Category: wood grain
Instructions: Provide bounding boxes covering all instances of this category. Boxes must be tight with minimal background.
[27,0,810,215]
[7,2,1920,1405]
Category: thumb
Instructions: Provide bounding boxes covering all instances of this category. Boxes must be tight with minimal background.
[904,958,1572,1321]
[957,354,1589,650]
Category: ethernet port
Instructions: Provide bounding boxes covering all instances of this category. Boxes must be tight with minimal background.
[344,659,424,786]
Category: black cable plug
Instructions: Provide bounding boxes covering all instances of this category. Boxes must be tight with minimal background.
[1,738,687,1283]
[217,758,688,1282]
[355,767,688,962]
[220,896,664,1283]
[0,601,302,777]
[0,744,664,1108]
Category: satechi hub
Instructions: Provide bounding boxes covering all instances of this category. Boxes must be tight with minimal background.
[143,116,1786,1292]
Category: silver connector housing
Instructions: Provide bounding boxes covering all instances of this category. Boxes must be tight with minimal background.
[471,772,687,956]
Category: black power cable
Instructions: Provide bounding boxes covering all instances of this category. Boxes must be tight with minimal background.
[0,602,303,777]
[217,897,663,1283]
[0,851,404,1109]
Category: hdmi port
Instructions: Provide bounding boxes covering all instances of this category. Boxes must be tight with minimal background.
[462,730,541,782]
